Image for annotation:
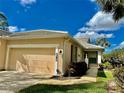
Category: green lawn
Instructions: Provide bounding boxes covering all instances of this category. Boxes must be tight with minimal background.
[97,70,113,82]
[17,70,113,93]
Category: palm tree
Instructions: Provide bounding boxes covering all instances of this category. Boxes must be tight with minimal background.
[0,12,8,31]
[96,38,111,48]
[97,0,124,21]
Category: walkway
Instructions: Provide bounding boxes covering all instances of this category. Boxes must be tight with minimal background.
[39,67,98,85]
[81,67,98,82]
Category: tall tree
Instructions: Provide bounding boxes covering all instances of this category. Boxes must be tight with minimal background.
[0,12,8,31]
[96,38,111,48]
[97,0,124,21]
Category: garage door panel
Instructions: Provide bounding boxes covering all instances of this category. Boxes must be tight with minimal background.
[8,48,55,75]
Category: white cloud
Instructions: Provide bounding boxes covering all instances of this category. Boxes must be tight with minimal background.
[20,28,26,31]
[8,26,26,32]
[20,0,36,6]
[111,44,117,47]
[90,0,96,2]
[115,41,124,49]
[8,26,19,32]
[79,11,124,32]
[74,31,113,40]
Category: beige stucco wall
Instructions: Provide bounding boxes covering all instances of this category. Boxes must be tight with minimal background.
[7,38,85,75]
[77,47,84,62]
[0,37,85,75]
[7,38,65,75]
[8,38,64,47]
[0,39,7,69]
[63,40,71,73]
[63,40,85,74]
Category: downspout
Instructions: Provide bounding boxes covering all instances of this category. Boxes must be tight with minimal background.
[85,53,89,68]
[54,47,59,76]
[62,39,66,75]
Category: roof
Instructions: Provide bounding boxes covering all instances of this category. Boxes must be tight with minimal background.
[76,37,90,43]
[0,29,104,50]
[4,29,68,39]
[75,37,104,50]
[81,42,104,50]
[0,30,11,36]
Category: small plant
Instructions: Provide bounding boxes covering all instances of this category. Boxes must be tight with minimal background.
[99,62,113,70]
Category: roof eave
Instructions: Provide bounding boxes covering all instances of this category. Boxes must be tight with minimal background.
[84,48,104,51]
[67,34,86,49]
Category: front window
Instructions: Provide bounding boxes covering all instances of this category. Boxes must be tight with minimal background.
[71,45,77,62]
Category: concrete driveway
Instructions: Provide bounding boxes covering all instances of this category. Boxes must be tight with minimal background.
[0,71,50,93]
[0,67,97,93]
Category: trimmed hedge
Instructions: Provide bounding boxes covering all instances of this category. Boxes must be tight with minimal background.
[64,62,88,77]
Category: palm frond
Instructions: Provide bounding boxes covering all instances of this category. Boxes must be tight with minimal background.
[113,4,124,21]
[0,12,7,20]
[95,38,110,48]
[0,12,8,31]
[97,0,124,21]
[103,0,114,12]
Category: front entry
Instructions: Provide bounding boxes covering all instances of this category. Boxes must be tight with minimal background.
[85,51,98,67]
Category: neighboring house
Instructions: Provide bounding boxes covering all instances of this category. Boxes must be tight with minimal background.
[0,29,104,76]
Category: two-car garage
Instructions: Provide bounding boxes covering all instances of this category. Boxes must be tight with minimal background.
[5,44,57,75]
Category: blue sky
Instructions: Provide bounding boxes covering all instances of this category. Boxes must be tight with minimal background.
[0,0,124,52]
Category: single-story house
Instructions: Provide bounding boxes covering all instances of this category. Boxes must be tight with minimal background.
[0,29,104,76]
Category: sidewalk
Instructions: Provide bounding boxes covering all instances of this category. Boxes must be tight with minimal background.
[39,67,98,85]
[81,67,98,82]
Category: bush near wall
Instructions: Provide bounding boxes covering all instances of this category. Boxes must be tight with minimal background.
[64,62,88,77]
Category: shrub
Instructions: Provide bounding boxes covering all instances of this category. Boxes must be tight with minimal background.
[103,48,124,68]
[99,62,113,70]
[64,62,88,77]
